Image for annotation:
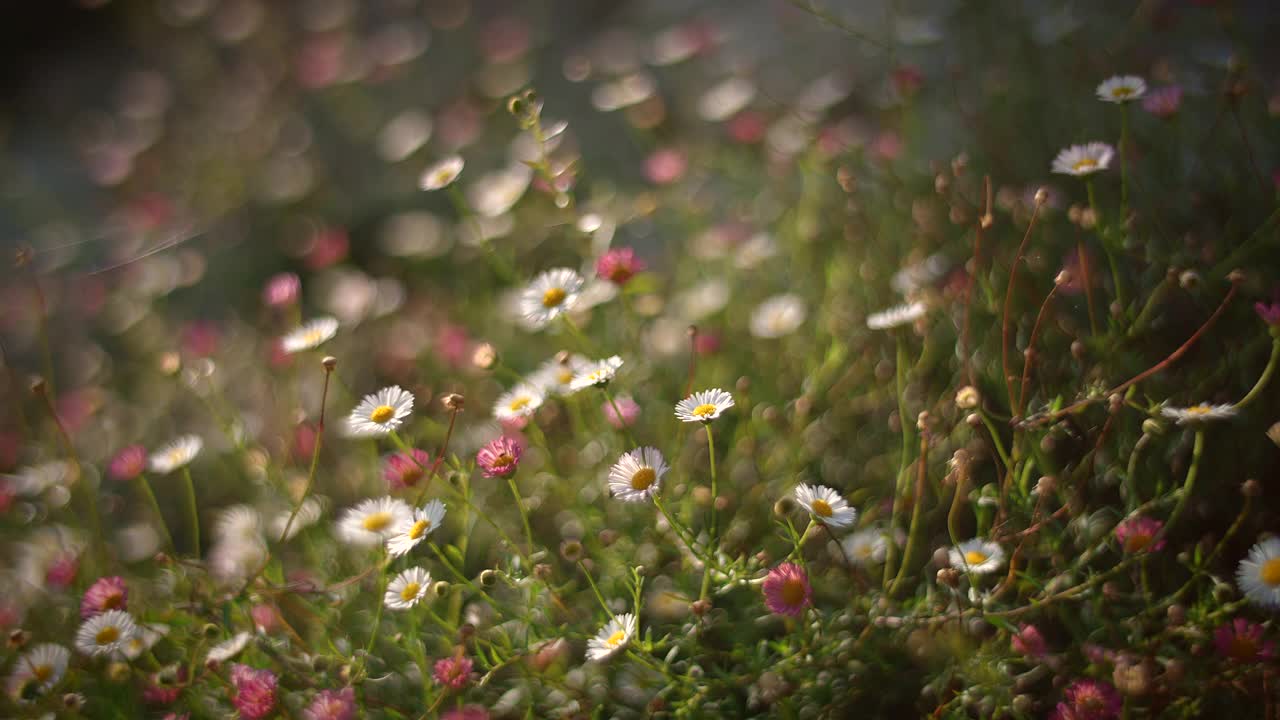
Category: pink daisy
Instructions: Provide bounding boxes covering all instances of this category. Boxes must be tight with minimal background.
[1011,623,1047,658]
[45,553,78,589]
[596,247,646,286]
[1141,85,1183,118]
[1052,679,1122,720]
[384,449,431,490]
[109,445,148,481]
[262,273,300,308]
[1113,516,1166,554]
[762,562,812,617]
[477,437,522,479]
[229,664,278,720]
[441,706,490,720]
[602,394,640,429]
[1214,618,1276,663]
[303,687,356,720]
[81,576,128,619]
[433,654,474,690]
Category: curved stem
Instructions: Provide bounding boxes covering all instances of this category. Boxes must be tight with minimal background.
[1155,429,1206,547]
[601,386,637,448]
[281,366,332,542]
[883,332,912,587]
[182,467,200,559]
[1235,337,1280,410]
[507,477,535,554]
[135,474,175,553]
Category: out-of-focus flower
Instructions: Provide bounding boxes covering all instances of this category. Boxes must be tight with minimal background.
[569,356,623,391]
[336,497,412,547]
[1142,85,1183,117]
[1096,75,1147,103]
[794,484,856,528]
[81,576,128,619]
[148,435,202,474]
[750,294,807,338]
[45,554,78,588]
[1052,143,1114,176]
[419,156,465,191]
[384,449,431,490]
[607,447,668,503]
[1214,618,1275,663]
[281,317,339,354]
[530,354,590,396]
[305,228,349,270]
[866,302,926,330]
[1238,538,1280,608]
[75,609,138,657]
[434,654,474,690]
[762,562,812,617]
[1052,678,1122,720]
[477,437,523,478]
[387,501,446,557]
[229,664,277,720]
[262,273,300,308]
[1012,623,1047,657]
[206,632,253,666]
[586,613,636,661]
[304,687,356,720]
[675,388,734,423]
[1159,403,1237,425]
[493,385,545,423]
[1113,516,1166,553]
[602,394,640,428]
[596,248,646,285]
[181,321,220,358]
[643,148,687,185]
[109,446,148,481]
[441,705,490,720]
[948,539,1005,575]
[1255,297,1280,326]
[7,643,69,696]
[346,386,415,437]
[385,567,432,610]
[519,268,584,329]
[841,529,887,566]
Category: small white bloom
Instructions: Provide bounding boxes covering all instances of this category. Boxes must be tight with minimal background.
[419,155,465,190]
[9,643,69,695]
[586,612,636,661]
[794,484,857,528]
[1051,142,1114,177]
[336,496,413,547]
[281,317,339,354]
[493,384,545,422]
[948,539,1006,576]
[606,447,669,503]
[841,529,888,566]
[346,385,415,437]
[569,356,624,391]
[697,77,756,122]
[11,462,72,497]
[866,302,927,330]
[1159,403,1238,426]
[385,567,432,610]
[891,253,950,295]
[75,610,138,657]
[466,164,533,217]
[674,388,735,423]
[1237,538,1280,609]
[1096,75,1147,103]
[206,631,253,665]
[148,435,202,474]
[387,500,447,558]
[121,623,168,661]
[750,294,807,338]
[271,497,326,541]
[215,505,263,542]
[519,268,584,329]
[529,354,590,396]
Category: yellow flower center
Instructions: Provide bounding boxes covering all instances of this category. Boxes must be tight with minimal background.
[408,519,431,539]
[103,593,123,610]
[780,578,807,607]
[302,329,324,345]
[494,453,514,466]
[964,550,988,565]
[370,405,395,423]
[692,403,717,418]
[1123,533,1152,553]
[1229,636,1260,661]
[557,370,574,384]
[508,397,531,412]
[400,582,421,601]
[362,511,393,532]
[605,630,626,647]
[542,287,567,308]
[95,626,120,645]
[32,664,52,682]
[855,544,872,558]
[811,499,833,517]
[1112,87,1133,98]
[1072,158,1098,172]
[1184,405,1212,416]
[630,468,656,491]
[1261,558,1280,587]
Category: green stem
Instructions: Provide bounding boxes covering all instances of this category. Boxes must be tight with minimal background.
[135,474,174,553]
[1235,337,1280,409]
[705,423,719,547]
[181,467,200,559]
[1123,434,1151,512]
[280,371,329,542]
[601,386,637,448]
[507,476,535,554]
[578,561,615,620]
[1120,104,1130,215]
[365,556,390,658]
[1157,430,1206,546]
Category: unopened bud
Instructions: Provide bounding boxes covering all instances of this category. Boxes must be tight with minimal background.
[561,539,584,563]
[432,580,451,597]
[1178,270,1200,290]
[1034,187,1048,206]
[1227,268,1246,284]
[937,568,960,587]
[107,662,131,683]
[1242,479,1262,497]
[1054,269,1072,286]
[479,569,498,587]
[8,629,29,649]
[1141,419,1164,437]
[441,393,464,411]
[471,343,497,369]
[1167,604,1186,625]
[955,385,980,410]
[691,599,712,616]
[322,356,337,371]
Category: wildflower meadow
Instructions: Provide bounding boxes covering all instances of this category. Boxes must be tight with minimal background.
[3,1,1280,718]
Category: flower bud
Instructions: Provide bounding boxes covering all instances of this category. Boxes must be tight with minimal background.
[955,385,980,409]
[773,497,796,517]
[479,569,498,587]
[441,393,464,411]
[1242,479,1262,497]
[322,356,337,371]
[559,539,583,562]
[107,662,131,683]
[8,629,29,649]
[432,581,451,597]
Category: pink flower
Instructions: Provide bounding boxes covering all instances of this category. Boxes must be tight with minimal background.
[45,553,78,589]
[109,445,148,481]
[0,480,12,515]
[441,706,490,720]
[602,394,640,429]
[384,449,431,490]
[1214,618,1275,663]
[726,111,767,144]
[871,130,903,162]
[1011,623,1047,658]
[477,437,522,479]
[596,248,646,286]
[250,604,281,634]
[1255,295,1280,326]
[143,667,187,705]
[181,321,220,358]
[892,65,923,97]
[433,654,474,690]
[229,664,278,720]
[304,228,349,270]
[262,273,301,308]
[293,423,319,463]
[762,562,812,617]
[1142,85,1183,118]
[693,332,721,356]
[303,687,356,720]
[81,576,128,618]
[644,148,688,185]
[1113,516,1166,553]
[1052,679,1122,720]
[434,324,473,368]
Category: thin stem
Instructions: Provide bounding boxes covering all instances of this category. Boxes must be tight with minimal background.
[684,326,699,398]
[601,386,637,448]
[280,365,332,542]
[884,332,912,587]
[889,431,930,598]
[1235,337,1280,410]
[365,563,389,658]
[135,474,175,553]
[1017,285,1058,415]
[1078,238,1100,336]
[507,476,535,553]
[1120,104,1130,215]
[181,466,200,559]
[1002,197,1045,407]
[700,422,720,603]
[578,561,615,620]
[559,314,596,357]
[1154,429,1205,547]
[1123,434,1151,512]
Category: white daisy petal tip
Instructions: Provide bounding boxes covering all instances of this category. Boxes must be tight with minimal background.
[674,388,735,423]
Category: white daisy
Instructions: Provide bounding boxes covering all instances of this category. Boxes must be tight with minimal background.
[674,388,735,423]
[215,505,263,542]
[206,631,253,665]
[419,155,465,191]
[529,354,590,396]
[1096,75,1147,103]
[385,567,432,610]
[606,447,669,503]
[74,609,138,657]
[749,294,807,339]
[346,385,415,437]
[866,302,927,330]
[335,496,413,547]
[148,435,202,474]
[948,539,1006,576]
[840,529,888,567]
[1159,403,1238,426]
[280,317,339,354]
[568,356,624,392]
[10,643,69,694]
[493,384,545,422]
[587,612,637,661]
[270,497,325,541]
[519,268,584,329]
[11,461,72,497]
[386,500,447,558]
[793,484,857,528]
[121,623,168,661]
[1237,538,1280,609]
[1051,142,1114,177]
